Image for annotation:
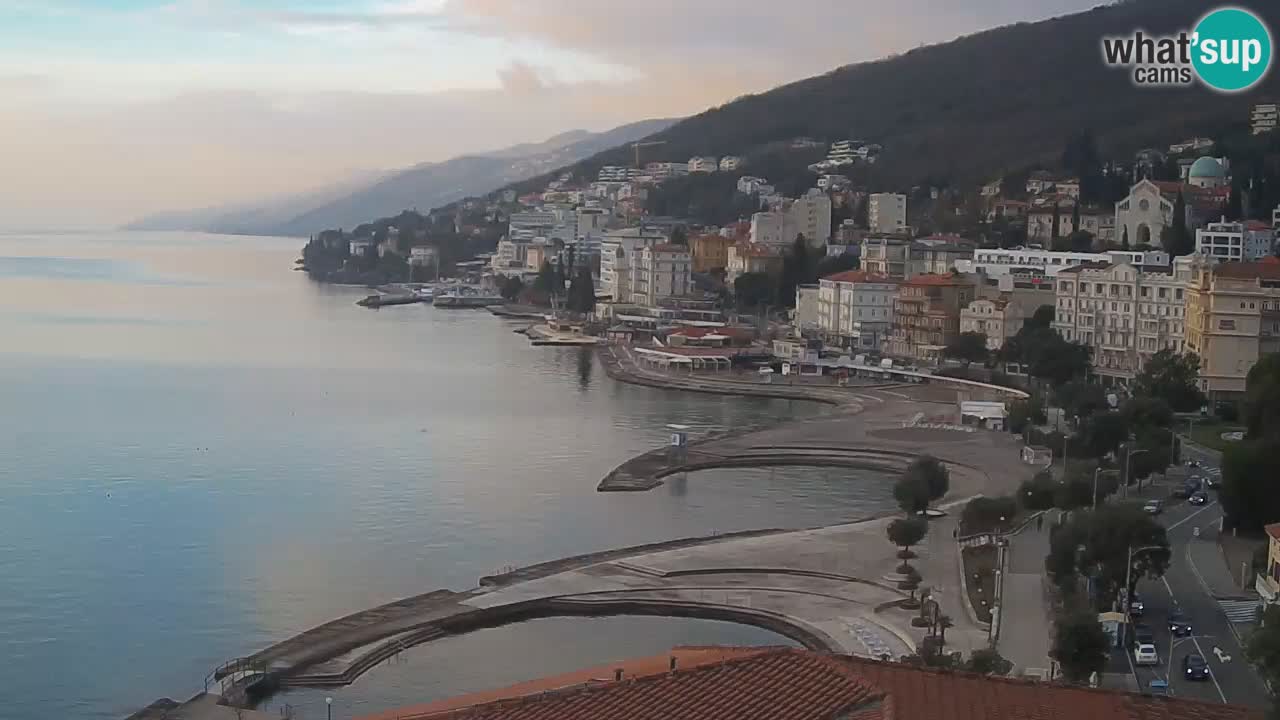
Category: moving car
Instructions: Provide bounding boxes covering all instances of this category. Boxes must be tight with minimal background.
[1135,643,1159,666]
[1133,622,1154,646]
[1189,490,1209,505]
[1143,499,1163,515]
[1183,653,1210,681]
[1168,611,1192,637]
[1206,474,1223,489]
[1129,594,1146,618]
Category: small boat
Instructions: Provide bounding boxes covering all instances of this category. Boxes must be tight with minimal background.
[432,288,504,308]
[357,294,422,308]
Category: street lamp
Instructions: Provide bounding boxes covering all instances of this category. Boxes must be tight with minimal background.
[326,697,333,720]
[1093,467,1102,509]
[1165,634,1214,695]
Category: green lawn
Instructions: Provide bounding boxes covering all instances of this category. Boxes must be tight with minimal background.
[1187,422,1246,453]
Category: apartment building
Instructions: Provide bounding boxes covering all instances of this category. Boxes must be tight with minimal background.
[869,193,908,234]
[1196,218,1276,262]
[1185,259,1280,402]
[690,233,734,273]
[860,235,910,279]
[719,156,743,171]
[1253,102,1278,135]
[909,235,974,275]
[789,189,833,245]
[600,227,667,300]
[886,274,976,363]
[749,211,789,247]
[687,156,719,173]
[726,243,784,282]
[955,248,1171,278]
[1053,259,1195,382]
[960,298,1025,351]
[631,244,692,305]
[815,270,899,350]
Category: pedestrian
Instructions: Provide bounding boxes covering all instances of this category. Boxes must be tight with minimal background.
[1036,515,1044,532]
[952,527,958,539]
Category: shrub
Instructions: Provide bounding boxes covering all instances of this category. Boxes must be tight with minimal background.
[960,496,1019,534]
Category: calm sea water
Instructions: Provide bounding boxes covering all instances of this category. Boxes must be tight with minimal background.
[0,232,894,720]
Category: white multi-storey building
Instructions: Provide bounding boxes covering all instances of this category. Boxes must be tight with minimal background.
[598,166,639,182]
[631,244,692,305]
[955,248,1170,278]
[960,298,1025,351]
[719,156,743,171]
[600,227,667,300]
[737,176,768,195]
[1253,102,1278,135]
[646,162,688,181]
[750,211,790,247]
[815,270,899,350]
[687,156,719,173]
[1196,218,1276,262]
[788,189,832,246]
[1053,258,1195,382]
[869,193,907,234]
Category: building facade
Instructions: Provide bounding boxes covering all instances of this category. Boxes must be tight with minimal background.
[1253,102,1278,135]
[631,244,692,305]
[869,193,908,234]
[687,156,719,173]
[860,235,909,279]
[886,274,976,363]
[908,236,974,276]
[1053,259,1194,382]
[726,243,783,282]
[1185,259,1280,402]
[690,233,733,273]
[788,189,833,246]
[816,270,899,350]
[956,248,1170,278]
[600,227,667,300]
[960,298,1025,350]
[1196,219,1276,262]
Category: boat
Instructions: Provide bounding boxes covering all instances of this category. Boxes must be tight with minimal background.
[431,288,504,308]
[356,294,422,308]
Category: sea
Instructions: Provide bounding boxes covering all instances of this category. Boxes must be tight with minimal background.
[0,231,896,720]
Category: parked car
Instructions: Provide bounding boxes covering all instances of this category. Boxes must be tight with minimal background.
[1144,499,1163,515]
[1169,611,1192,637]
[1183,654,1210,681]
[1135,643,1159,666]
[1190,490,1209,505]
[1186,460,1201,468]
[1129,594,1146,618]
[1132,622,1154,646]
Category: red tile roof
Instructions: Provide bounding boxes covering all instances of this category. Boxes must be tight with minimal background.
[1213,261,1280,281]
[822,270,898,284]
[362,648,1261,720]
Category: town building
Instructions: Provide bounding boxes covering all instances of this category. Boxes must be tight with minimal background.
[955,248,1170,278]
[986,198,1028,222]
[981,178,1003,197]
[1185,258,1280,403]
[737,176,769,195]
[1115,179,1183,248]
[597,165,638,182]
[1187,156,1229,189]
[886,274,976,363]
[816,270,899,350]
[687,156,719,173]
[868,193,907,234]
[408,245,438,268]
[347,238,375,257]
[726,243,783,282]
[523,244,547,272]
[690,233,733,273]
[490,239,528,276]
[1259,523,1280,604]
[630,244,691,305]
[788,189,833,245]
[1253,101,1279,135]
[718,156,743,171]
[646,162,688,182]
[749,211,789,247]
[359,645,1262,720]
[908,235,974,276]
[1196,218,1276,262]
[1274,204,1280,234]
[859,234,910,279]
[600,227,667,300]
[1170,137,1215,154]
[794,284,821,330]
[960,297,1026,350]
[1053,259,1195,382]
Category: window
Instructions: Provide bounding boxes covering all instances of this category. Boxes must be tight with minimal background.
[1220,319,1236,330]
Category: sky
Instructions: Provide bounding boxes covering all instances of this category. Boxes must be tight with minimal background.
[0,0,1101,229]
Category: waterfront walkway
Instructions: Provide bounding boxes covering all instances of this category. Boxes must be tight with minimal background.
[998,519,1055,678]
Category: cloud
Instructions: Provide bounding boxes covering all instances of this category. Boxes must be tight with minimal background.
[496,60,546,94]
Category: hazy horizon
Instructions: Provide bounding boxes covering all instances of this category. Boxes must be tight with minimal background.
[1,0,1098,230]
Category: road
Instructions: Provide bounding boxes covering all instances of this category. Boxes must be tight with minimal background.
[1123,446,1270,709]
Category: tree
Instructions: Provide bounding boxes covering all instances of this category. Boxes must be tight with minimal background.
[1052,610,1110,683]
[960,496,1018,534]
[893,473,932,515]
[906,455,950,503]
[853,195,870,229]
[1068,230,1094,252]
[1120,225,1130,250]
[1077,411,1128,458]
[1070,202,1081,238]
[944,331,989,367]
[1164,191,1194,257]
[778,234,815,307]
[1028,305,1055,329]
[1008,397,1047,434]
[965,647,1013,676]
[567,267,596,314]
[534,260,558,296]
[1244,353,1280,440]
[1019,472,1058,511]
[734,272,774,311]
[1051,202,1061,240]
[887,516,929,559]
[1120,396,1172,433]
[1227,184,1244,221]
[1046,504,1169,606]
[1220,439,1280,532]
[1132,349,1204,412]
[1053,380,1107,420]
[670,226,688,246]
[1247,605,1280,694]
[816,253,859,278]
[499,275,524,301]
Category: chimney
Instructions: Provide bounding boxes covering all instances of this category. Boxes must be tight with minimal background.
[614,668,624,682]
[669,656,678,672]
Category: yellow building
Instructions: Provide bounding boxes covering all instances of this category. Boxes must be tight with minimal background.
[690,233,733,274]
[1257,523,1280,603]
[1184,258,1280,403]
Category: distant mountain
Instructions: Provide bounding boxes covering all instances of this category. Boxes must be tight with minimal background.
[125,118,676,237]
[506,0,1280,197]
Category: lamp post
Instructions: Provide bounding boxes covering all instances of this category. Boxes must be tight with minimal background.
[326,697,333,720]
[1165,635,1213,695]
[1122,544,1167,646]
[1093,467,1102,509]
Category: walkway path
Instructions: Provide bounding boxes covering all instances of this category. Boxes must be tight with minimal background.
[998,519,1054,678]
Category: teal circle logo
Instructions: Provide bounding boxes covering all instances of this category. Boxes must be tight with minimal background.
[1192,7,1272,93]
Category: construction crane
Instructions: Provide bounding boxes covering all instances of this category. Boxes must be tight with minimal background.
[631,140,667,170]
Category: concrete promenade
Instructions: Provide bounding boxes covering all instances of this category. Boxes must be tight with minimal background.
[998,519,1055,678]
[179,350,1035,712]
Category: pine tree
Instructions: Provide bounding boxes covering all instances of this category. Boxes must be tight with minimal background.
[1070,202,1081,237]
[1051,203,1061,241]
[1121,225,1130,250]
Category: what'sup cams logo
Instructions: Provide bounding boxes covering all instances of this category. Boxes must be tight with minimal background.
[1102,7,1272,92]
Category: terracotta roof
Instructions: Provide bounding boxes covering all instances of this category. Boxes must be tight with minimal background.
[822,270,898,284]
[1266,523,1280,542]
[1213,261,1280,281]
[1246,220,1272,231]
[362,648,1261,720]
